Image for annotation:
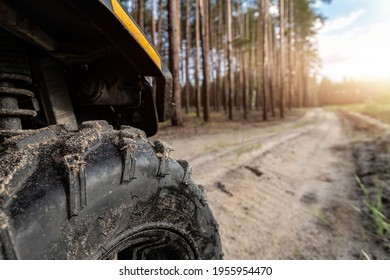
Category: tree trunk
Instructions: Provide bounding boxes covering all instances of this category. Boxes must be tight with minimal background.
[295,39,302,108]
[195,0,201,117]
[199,0,211,122]
[255,0,263,111]
[168,0,183,126]
[268,15,276,117]
[226,0,234,120]
[151,0,156,45]
[287,0,295,110]
[302,53,309,107]
[185,0,191,114]
[279,0,285,118]
[209,0,217,111]
[138,0,144,30]
[261,0,270,121]
[157,0,164,53]
[216,0,224,112]
[244,11,250,119]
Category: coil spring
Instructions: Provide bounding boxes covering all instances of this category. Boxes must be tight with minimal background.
[0,29,37,138]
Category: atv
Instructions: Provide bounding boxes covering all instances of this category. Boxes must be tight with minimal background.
[0,0,222,259]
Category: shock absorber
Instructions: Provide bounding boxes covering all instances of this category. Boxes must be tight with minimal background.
[0,29,37,138]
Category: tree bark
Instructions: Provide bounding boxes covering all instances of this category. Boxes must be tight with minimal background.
[215,0,224,112]
[195,0,201,117]
[157,0,164,53]
[287,0,295,109]
[261,0,270,121]
[268,13,276,117]
[185,0,191,114]
[227,0,234,120]
[138,0,144,30]
[168,0,183,126]
[279,0,285,118]
[151,0,156,45]
[199,0,211,122]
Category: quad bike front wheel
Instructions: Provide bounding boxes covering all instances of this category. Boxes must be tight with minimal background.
[0,121,222,259]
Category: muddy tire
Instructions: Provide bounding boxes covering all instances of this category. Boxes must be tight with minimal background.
[0,121,222,260]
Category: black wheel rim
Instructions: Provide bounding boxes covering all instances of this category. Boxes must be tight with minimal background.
[99,228,197,260]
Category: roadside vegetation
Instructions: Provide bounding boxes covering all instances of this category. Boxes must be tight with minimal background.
[327,100,390,124]
[320,77,390,124]
[336,106,390,256]
[355,175,390,250]
[319,75,390,256]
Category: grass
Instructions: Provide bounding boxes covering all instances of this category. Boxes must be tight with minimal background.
[326,100,390,124]
[312,208,331,228]
[205,140,232,152]
[293,247,306,260]
[354,174,390,242]
[353,102,390,124]
[289,120,309,129]
[236,142,262,158]
[361,249,371,260]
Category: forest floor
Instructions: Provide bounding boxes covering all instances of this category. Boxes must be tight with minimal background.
[152,108,390,259]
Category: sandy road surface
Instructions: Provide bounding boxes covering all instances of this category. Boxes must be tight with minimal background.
[154,109,388,259]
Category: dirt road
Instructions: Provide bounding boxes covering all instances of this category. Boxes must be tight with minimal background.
[154,109,389,259]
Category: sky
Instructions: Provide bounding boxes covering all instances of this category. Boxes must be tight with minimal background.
[314,0,390,82]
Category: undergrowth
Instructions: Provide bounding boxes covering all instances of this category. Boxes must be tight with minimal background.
[326,100,390,124]
[354,174,390,248]
[236,142,262,158]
